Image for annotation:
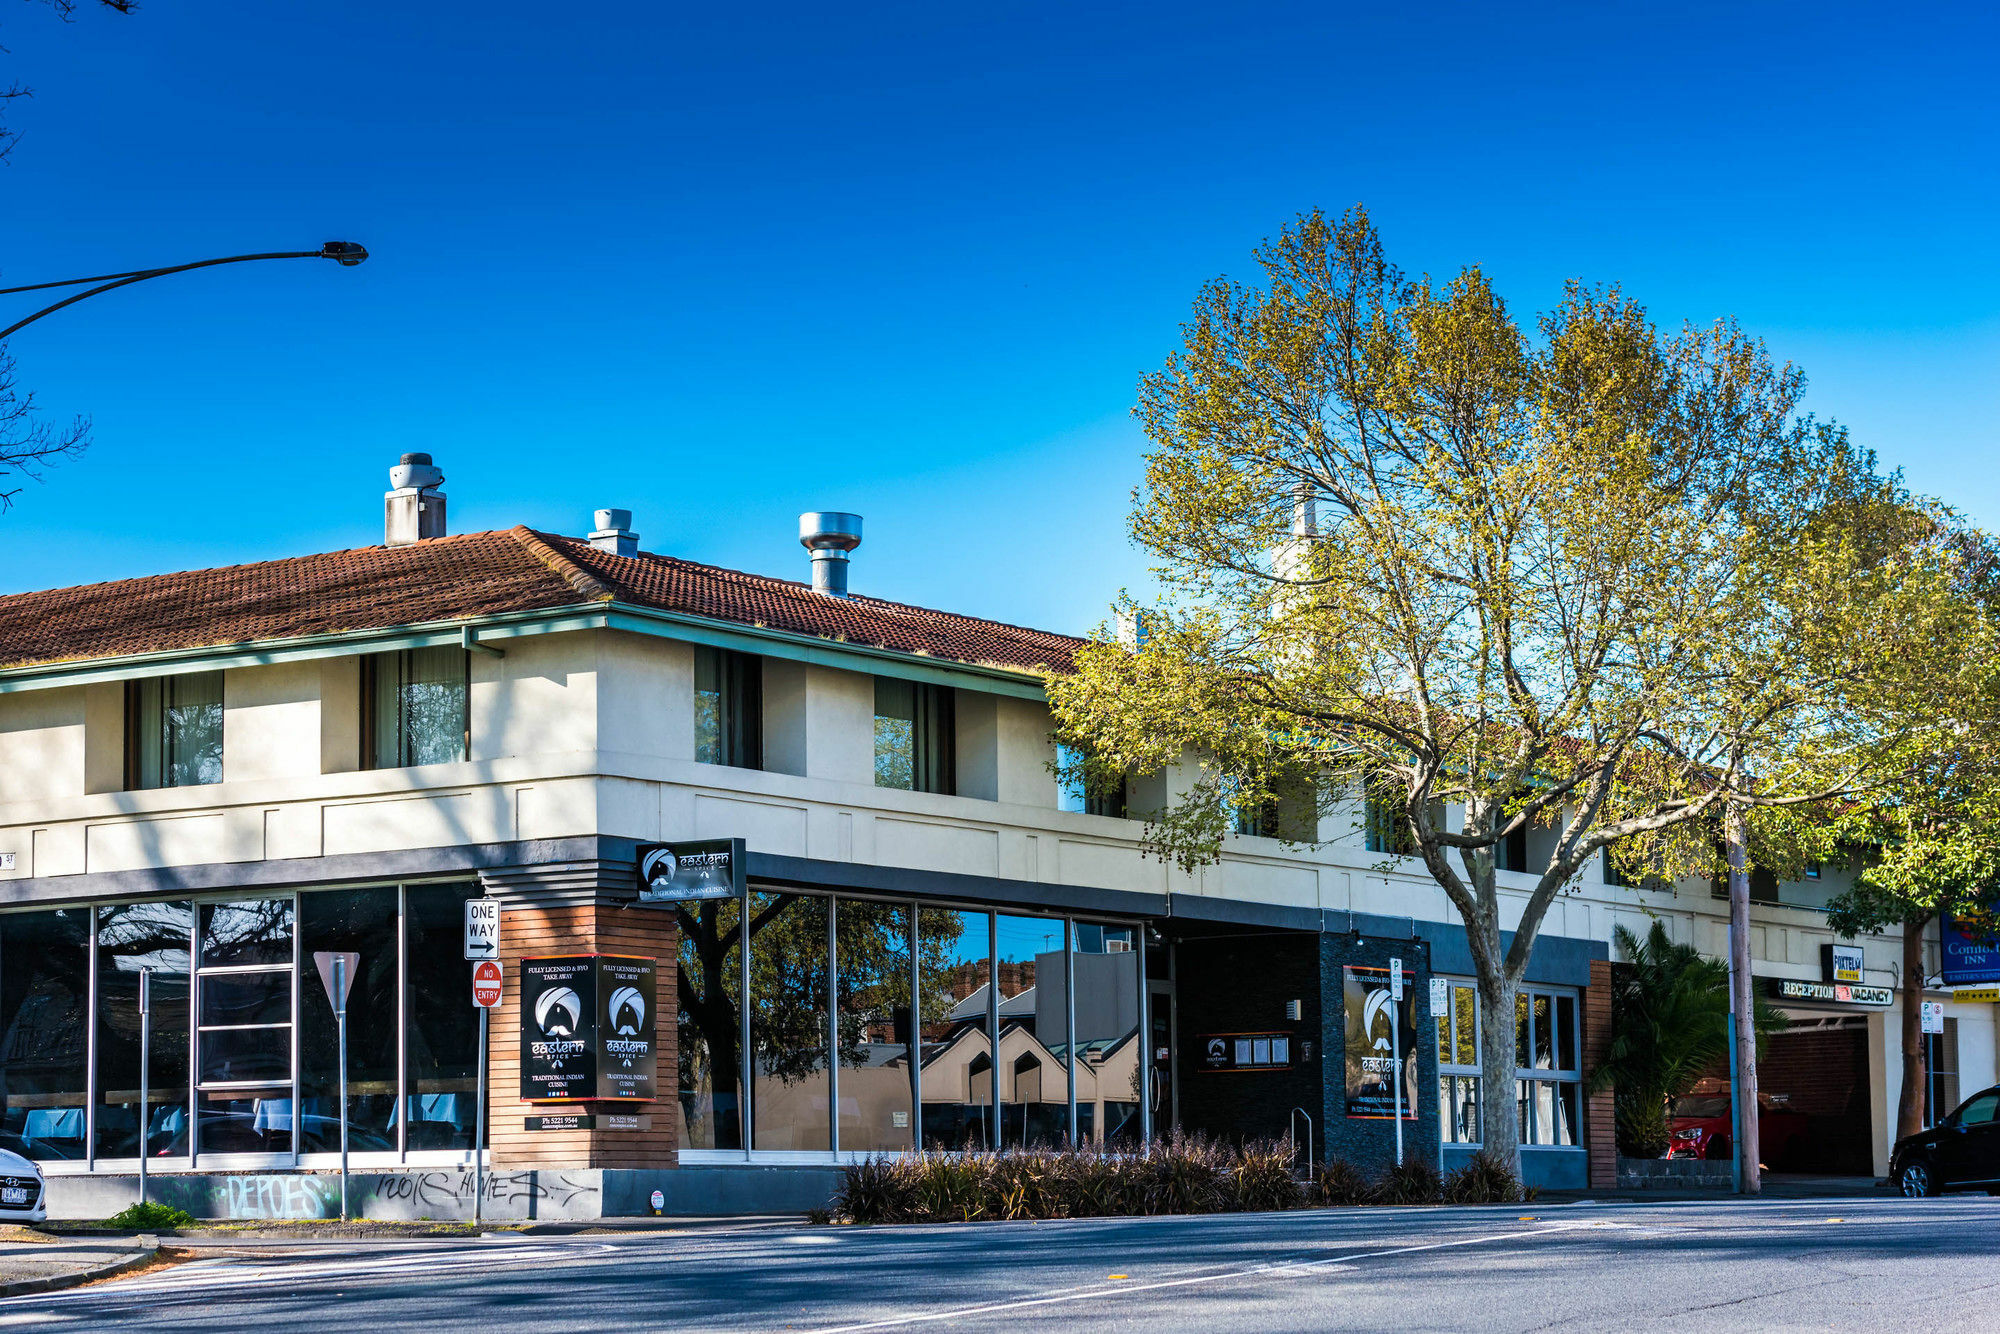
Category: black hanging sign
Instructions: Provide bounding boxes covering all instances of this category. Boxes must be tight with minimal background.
[635,837,746,904]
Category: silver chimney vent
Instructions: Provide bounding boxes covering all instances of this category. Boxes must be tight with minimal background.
[799,512,863,596]
[385,452,446,547]
[589,508,639,557]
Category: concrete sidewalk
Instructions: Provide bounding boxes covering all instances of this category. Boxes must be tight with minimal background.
[0,1226,159,1297]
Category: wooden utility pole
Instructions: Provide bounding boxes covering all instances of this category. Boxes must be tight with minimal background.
[1726,806,1761,1194]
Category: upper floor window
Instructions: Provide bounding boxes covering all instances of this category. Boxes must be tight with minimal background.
[1363,784,1416,855]
[1494,822,1529,873]
[694,647,762,769]
[126,671,224,789]
[1057,744,1128,819]
[362,647,468,769]
[874,678,954,795]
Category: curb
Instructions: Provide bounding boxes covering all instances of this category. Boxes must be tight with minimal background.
[0,1241,160,1299]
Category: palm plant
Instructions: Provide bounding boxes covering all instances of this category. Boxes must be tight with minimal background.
[1589,922,1786,1158]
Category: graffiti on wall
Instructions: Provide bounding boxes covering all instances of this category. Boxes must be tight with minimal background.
[150,1169,598,1221]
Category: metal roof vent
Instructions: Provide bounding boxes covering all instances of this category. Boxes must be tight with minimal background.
[589,508,639,557]
[385,452,446,547]
[799,512,863,596]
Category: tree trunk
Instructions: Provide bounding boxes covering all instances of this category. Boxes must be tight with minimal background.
[1726,807,1760,1193]
[1475,967,1522,1187]
[1897,914,1929,1142]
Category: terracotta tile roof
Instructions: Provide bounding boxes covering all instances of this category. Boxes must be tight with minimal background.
[0,527,1080,676]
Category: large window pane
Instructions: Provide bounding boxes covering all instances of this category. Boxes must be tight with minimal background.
[367,648,469,769]
[1453,986,1478,1067]
[0,910,90,1161]
[127,672,224,790]
[300,888,399,1155]
[748,893,831,1151]
[197,1026,292,1084]
[198,1092,293,1155]
[676,898,744,1150]
[1532,994,1554,1070]
[200,899,295,969]
[695,648,762,769]
[874,679,954,795]
[93,903,192,1160]
[996,915,1067,1148]
[403,884,480,1151]
[1069,924,1142,1145]
[1554,994,1578,1073]
[918,909,991,1149]
[834,901,913,1153]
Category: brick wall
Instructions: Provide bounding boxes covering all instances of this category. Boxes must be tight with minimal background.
[1584,958,1615,1188]
[489,902,679,1170]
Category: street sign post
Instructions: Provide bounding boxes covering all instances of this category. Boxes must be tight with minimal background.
[1921,1000,1945,1035]
[314,951,360,1221]
[464,898,499,961]
[137,967,151,1209]
[472,959,503,1225]
[1389,957,1404,1167]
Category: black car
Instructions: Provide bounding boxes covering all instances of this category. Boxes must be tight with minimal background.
[1891,1084,2000,1196]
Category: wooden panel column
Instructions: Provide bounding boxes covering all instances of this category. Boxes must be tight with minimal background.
[486,898,680,1170]
[1583,957,1616,1189]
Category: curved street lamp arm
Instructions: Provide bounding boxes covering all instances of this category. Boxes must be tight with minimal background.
[0,244,367,340]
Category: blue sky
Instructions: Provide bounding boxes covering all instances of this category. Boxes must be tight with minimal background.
[1,1,1994,636]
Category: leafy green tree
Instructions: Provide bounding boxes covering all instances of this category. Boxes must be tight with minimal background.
[1048,206,1993,1179]
[1590,922,1785,1158]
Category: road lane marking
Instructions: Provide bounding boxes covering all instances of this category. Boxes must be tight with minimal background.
[798,1223,1591,1334]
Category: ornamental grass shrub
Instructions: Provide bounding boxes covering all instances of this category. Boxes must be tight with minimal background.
[1441,1149,1524,1204]
[827,1139,1523,1224]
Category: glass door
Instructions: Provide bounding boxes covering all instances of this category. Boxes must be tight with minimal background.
[194,898,297,1160]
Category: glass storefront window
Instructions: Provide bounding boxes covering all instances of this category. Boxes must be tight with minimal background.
[995,915,1067,1148]
[403,884,480,1152]
[834,900,914,1153]
[1070,923,1141,1145]
[300,888,399,1155]
[94,902,193,1161]
[919,909,991,1149]
[1435,978,1582,1150]
[0,910,90,1162]
[196,897,295,1157]
[748,893,832,1151]
[677,897,744,1151]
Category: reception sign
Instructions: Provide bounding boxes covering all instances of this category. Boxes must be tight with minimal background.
[1343,965,1418,1120]
[520,954,657,1102]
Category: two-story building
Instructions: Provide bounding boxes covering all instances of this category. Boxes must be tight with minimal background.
[0,454,1989,1219]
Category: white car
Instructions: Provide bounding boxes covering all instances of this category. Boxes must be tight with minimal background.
[0,1148,47,1223]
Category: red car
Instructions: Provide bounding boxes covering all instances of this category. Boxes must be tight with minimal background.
[1668,1091,1810,1165]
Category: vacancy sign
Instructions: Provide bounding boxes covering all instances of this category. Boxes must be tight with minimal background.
[474,959,505,1008]
[465,898,500,960]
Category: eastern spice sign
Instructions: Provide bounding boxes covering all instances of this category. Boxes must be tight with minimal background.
[519,954,657,1102]
[1343,964,1417,1120]
[635,838,745,904]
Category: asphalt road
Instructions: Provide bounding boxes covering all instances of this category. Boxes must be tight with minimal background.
[7,1197,1999,1332]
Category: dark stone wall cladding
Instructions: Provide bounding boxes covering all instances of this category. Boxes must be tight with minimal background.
[1172,932,1324,1146]
[1319,932,1439,1175]
[1168,928,1439,1175]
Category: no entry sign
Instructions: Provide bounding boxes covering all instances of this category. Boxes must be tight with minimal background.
[474,959,504,1008]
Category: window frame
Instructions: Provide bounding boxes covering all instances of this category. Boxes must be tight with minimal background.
[1432,975,1584,1150]
[361,649,470,770]
[123,671,226,791]
[694,646,764,770]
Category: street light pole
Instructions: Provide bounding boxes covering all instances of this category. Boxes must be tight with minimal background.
[0,242,367,340]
